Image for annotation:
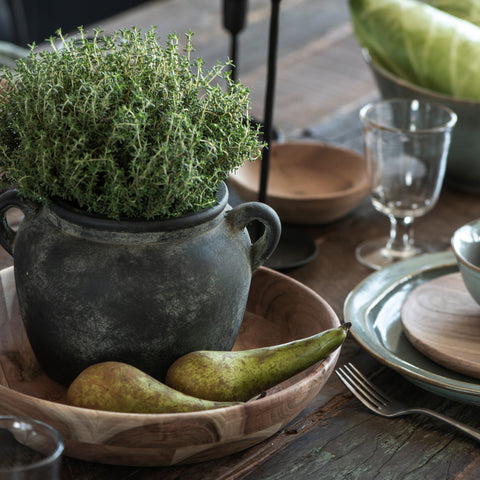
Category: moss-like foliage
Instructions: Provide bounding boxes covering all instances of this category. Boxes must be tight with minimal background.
[0,28,262,219]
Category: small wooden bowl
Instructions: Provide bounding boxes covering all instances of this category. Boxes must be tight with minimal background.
[0,266,340,466]
[229,141,369,225]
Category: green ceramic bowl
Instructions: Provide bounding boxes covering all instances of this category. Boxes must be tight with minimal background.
[363,49,480,193]
[451,220,480,305]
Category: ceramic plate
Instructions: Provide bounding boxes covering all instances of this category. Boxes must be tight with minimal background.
[344,251,480,405]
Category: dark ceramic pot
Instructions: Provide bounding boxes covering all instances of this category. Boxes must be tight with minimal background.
[0,183,281,385]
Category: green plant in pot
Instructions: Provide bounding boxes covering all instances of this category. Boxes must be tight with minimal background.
[0,28,281,386]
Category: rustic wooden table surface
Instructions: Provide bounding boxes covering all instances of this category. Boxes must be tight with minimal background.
[2,170,478,480]
[45,121,479,480]
[3,0,479,478]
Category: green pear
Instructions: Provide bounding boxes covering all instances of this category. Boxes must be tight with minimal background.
[165,323,350,402]
[66,361,241,413]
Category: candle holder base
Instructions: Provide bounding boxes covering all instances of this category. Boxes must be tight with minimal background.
[264,227,318,271]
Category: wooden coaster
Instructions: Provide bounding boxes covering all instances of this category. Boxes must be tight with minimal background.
[401,272,480,379]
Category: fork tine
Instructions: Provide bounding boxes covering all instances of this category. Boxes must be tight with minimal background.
[345,363,390,406]
[336,365,382,410]
[337,365,480,442]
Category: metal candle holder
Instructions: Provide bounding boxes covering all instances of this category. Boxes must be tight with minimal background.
[222,0,318,270]
[222,0,248,83]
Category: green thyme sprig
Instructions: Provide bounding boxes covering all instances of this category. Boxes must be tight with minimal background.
[0,27,262,219]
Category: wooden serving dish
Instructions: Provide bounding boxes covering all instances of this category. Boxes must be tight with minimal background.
[0,265,341,466]
[229,141,369,225]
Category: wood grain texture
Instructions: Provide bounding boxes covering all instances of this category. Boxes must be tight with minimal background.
[229,141,369,225]
[20,155,480,479]
[401,272,480,379]
[5,0,480,476]
[0,266,340,466]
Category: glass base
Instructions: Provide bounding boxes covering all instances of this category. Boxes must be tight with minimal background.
[355,237,437,270]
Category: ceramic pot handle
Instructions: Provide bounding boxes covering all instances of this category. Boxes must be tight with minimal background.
[0,190,38,255]
[226,202,281,271]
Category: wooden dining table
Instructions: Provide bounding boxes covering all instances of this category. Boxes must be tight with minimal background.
[0,106,477,479]
[47,120,478,480]
[1,0,479,477]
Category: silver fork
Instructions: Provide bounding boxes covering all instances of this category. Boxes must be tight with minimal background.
[336,363,480,442]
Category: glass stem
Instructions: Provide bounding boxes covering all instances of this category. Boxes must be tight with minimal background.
[387,215,415,254]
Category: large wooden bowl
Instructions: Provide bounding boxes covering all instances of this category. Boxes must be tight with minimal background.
[0,265,341,466]
[229,141,369,225]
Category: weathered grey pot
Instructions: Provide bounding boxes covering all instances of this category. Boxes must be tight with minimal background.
[0,183,281,385]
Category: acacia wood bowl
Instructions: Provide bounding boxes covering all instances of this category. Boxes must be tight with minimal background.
[0,265,341,466]
[229,141,369,225]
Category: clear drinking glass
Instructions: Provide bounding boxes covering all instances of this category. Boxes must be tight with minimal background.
[0,417,63,479]
[356,98,457,270]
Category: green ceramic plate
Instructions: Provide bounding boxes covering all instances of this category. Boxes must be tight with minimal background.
[344,251,480,405]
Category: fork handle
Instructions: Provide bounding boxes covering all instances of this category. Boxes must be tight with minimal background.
[409,408,480,442]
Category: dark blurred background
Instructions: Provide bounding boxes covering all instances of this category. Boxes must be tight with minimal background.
[0,0,150,46]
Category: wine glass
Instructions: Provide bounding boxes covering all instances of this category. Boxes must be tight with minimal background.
[0,416,63,479]
[355,98,457,270]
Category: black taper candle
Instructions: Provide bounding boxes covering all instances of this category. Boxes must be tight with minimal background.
[259,0,281,204]
[222,0,249,82]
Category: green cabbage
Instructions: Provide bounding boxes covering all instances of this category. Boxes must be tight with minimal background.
[349,0,480,100]
[424,0,480,27]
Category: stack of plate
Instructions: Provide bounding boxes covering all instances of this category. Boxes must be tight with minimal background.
[344,251,480,405]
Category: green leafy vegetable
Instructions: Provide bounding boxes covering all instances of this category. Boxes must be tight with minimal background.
[349,0,480,100]
[424,0,480,27]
